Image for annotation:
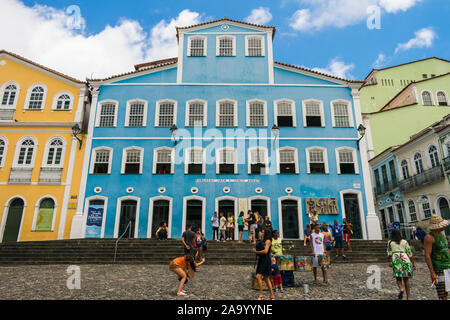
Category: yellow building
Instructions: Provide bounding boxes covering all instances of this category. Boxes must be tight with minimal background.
[0,50,89,242]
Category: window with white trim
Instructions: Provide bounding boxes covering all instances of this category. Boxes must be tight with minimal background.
[126,100,146,127]
[188,37,206,57]
[307,148,327,174]
[332,101,352,127]
[216,36,235,56]
[1,84,18,107]
[437,91,448,106]
[408,200,417,221]
[247,100,267,127]
[421,196,432,218]
[413,153,424,174]
[400,160,409,180]
[428,145,440,168]
[186,148,204,174]
[123,148,142,174]
[217,148,237,174]
[217,100,237,127]
[186,100,206,127]
[337,148,358,174]
[245,36,264,57]
[55,94,71,110]
[0,138,6,167]
[275,99,295,127]
[279,148,297,174]
[97,102,117,127]
[249,147,267,174]
[45,139,64,167]
[303,100,324,127]
[422,91,433,106]
[156,100,176,127]
[155,148,173,174]
[16,139,35,166]
[27,86,45,109]
[92,149,112,174]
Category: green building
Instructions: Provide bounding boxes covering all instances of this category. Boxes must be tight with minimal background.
[360,57,450,158]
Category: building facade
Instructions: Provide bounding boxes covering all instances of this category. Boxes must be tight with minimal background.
[0,50,89,242]
[69,18,381,240]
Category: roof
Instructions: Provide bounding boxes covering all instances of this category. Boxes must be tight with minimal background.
[176,17,276,39]
[369,145,400,164]
[134,57,178,71]
[0,49,85,84]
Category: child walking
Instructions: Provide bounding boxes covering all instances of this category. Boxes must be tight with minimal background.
[271,257,283,293]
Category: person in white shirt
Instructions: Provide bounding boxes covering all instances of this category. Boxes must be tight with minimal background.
[310,223,328,284]
[211,212,219,241]
[218,212,227,242]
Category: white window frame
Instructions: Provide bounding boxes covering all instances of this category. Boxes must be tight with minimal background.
[399,159,410,180]
[51,91,74,111]
[31,195,58,232]
[436,90,448,106]
[185,99,207,127]
[216,99,238,127]
[148,196,173,239]
[89,147,113,174]
[274,99,297,127]
[427,144,440,168]
[335,147,359,174]
[248,146,269,174]
[306,146,329,174]
[330,99,354,128]
[216,147,238,174]
[114,196,140,238]
[125,99,148,127]
[277,147,299,174]
[419,195,432,219]
[302,99,325,127]
[121,146,144,174]
[42,136,66,168]
[421,90,434,106]
[407,199,418,222]
[184,147,206,174]
[12,136,38,168]
[24,83,47,111]
[0,136,8,168]
[216,35,236,57]
[187,36,207,57]
[245,35,265,57]
[0,81,20,109]
[95,100,118,127]
[246,99,267,127]
[155,99,177,127]
[153,147,174,174]
[412,151,425,174]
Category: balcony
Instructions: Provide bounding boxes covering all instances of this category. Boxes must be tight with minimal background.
[38,167,63,184]
[399,164,444,192]
[444,156,450,172]
[374,180,398,197]
[8,168,33,184]
[0,109,15,121]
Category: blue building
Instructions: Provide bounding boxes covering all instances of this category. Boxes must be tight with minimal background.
[70,18,381,240]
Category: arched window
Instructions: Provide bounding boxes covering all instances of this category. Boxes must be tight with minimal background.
[422,91,433,106]
[436,91,448,106]
[400,160,409,180]
[408,200,417,221]
[413,153,424,174]
[55,94,71,110]
[46,139,64,166]
[34,198,55,231]
[1,84,18,107]
[16,139,35,166]
[428,145,440,168]
[28,86,45,109]
[420,196,432,219]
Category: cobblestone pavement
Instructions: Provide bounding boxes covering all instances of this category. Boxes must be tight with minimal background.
[0,262,439,300]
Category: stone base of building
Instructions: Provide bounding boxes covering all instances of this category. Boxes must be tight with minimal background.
[366,214,382,240]
[70,213,84,239]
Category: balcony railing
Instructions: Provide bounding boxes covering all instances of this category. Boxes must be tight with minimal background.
[8,167,33,184]
[38,167,63,184]
[0,109,15,121]
[374,180,398,196]
[399,164,444,192]
[444,156,450,172]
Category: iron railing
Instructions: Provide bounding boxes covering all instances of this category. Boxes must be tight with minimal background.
[113,221,132,263]
[374,180,398,196]
[399,164,444,192]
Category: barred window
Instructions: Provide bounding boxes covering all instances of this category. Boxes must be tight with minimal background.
[333,102,351,127]
[276,100,294,127]
[0,139,5,166]
[218,149,236,174]
[98,103,116,127]
[187,148,203,174]
[279,149,296,174]
[308,149,326,174]
[124,149,141,174]
[187,101,205,126]
[17,139,35,165]
[157,101,175,127]
[422,91,433,106]
[46,139,64,166]
[190,38,205,56]
[248,101,266,127]
[421,196,432,218]
[304,101,322,127]
[437,91,448,106]
[1,84,17,106]
[338,150,355,174]
[93,149,110,174]
[250,148,267,174]
[156,149,172,174]
[55,94,71,110]
[218,37,233,56]
[28,86,44,109]
[128,101,145,127]
[247,37,262,56]
[408,200,417,221]
[218,101,235,127]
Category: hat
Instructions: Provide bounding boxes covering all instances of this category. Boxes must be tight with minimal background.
[428,215,450,230]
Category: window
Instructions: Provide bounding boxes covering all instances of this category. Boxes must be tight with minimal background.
[0,137,6,167]
[52,92,72,110]
[45,138,64,167]
[156,100,176,127]
[249,147,268,174]
[428,145,440,168]
[408,200,417,221]
[96,101,117,127]
[247,100,267,127]
[122,148,143,174]
[216,36,235,56]
[217,148,237,174]
[186,148,204,174]
[245,36,264,57]
[437,91,448,106]
[279,148,298,174]
[374,168,381,193]
[389,160,398,188]
[216,99,237,127]
[15,138,35,166]
[337,148,358,174]
[154,148,173,174]
[421,196,432,218]
[422,91,433,106]
[34,198,55,231]
[125,100,147,127]
[331,100,353,127]
[186,100,207,127]
[303,100,324,127]
[413,153,424,174]
[91,148,112,174]
[1,83,18,107]
[307,147,328,174]
[27,85,45,110]
[274,99,296,127]
[400,160,409,180]
[381,165,388,187]
[188,36,206,57]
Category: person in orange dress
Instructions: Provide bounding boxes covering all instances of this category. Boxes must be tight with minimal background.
[169,255,205,296]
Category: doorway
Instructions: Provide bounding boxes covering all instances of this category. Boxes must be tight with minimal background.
[118,200,137,238]
[438,197,450,237]
[281,199,299,239]
[218,199,235,239]
[343,193,363,239]
[151,199,170,238]
[2,198,25,243]
[186,199,203,232]
[251,199,268,219]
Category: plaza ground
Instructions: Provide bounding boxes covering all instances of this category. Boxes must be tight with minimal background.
[0,262,439,300]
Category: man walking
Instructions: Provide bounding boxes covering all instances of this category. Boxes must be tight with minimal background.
[329,220,345,259]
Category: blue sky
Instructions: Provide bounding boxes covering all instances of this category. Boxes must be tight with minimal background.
[2,0,449,80]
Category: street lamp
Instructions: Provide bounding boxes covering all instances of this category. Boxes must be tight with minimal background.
[170,124,179,146]
[72,124,83,150]
[271,124,279,150]
[357,124,366,150]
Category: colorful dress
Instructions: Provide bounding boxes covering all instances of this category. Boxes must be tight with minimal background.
[387,239,414,278]
[430,232,450,299]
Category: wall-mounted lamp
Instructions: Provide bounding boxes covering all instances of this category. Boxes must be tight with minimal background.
[357,124,366,150]
[271,124,279,150]
[72,124,83,150]
[170,124,179,147]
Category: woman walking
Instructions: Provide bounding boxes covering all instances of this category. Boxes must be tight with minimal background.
[387,229,416,300]
[226,212,235,240]
[211,212,219,241]
[343,218,353,252]
[237,211,245,243]
[253,228,275,300]
[169,255,205,296]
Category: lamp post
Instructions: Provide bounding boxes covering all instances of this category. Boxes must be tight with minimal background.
[71,124,82,150]
[271,124,279,150]
[356,124,366,150]
[170,124,179,147]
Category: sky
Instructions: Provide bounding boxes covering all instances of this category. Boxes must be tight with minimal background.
[0,0,449,81]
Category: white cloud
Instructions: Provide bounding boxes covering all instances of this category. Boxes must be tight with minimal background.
[244,7,273,25]
[395,27,435,53]
[312,58,355,79]
[289,0,423,32]
[0,0,201,80]
[373,53,386,68]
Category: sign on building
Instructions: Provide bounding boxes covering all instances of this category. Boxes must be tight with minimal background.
[305,198,339,215]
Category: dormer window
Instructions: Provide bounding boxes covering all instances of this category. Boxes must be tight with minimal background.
[245,35,265,57]
[216,36,235,56]
[188,36,206,57]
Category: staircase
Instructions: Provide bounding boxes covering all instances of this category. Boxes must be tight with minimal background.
[0,239,425,265]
